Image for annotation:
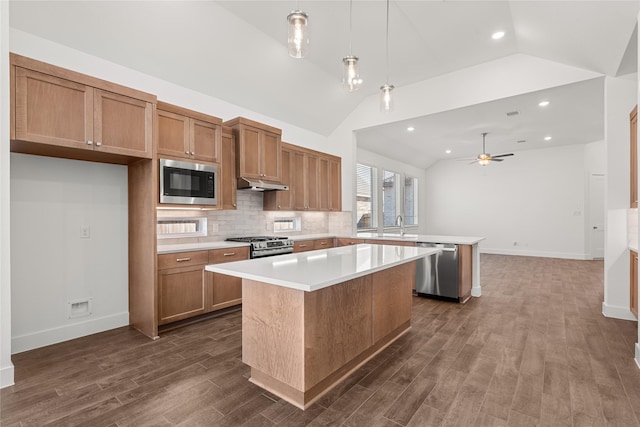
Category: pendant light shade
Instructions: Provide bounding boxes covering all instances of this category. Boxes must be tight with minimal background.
[380,84,394,112]
[287,10,309,59]
[342,56,362,92]
[380,0,394,112]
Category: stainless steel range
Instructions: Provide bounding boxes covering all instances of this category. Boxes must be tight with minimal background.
[226,236,294,259]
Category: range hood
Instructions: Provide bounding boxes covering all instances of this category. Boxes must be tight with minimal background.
[237,177,289,192]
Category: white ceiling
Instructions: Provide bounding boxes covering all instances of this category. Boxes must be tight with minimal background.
[8,1,639,167]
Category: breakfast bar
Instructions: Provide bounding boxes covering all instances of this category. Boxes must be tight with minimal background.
[205,244,441,409]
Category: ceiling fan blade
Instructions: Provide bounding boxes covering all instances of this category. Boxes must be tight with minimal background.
[491,153,514,159]
[492,158,504,162]
[468,160,479,165]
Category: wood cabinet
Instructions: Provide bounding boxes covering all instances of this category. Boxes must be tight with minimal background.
[11,54,154,163]
[264,142,341,212]
[207,247,250,312]
[221,126,237,210]
[363,238,416,247]
[336,238,364,246]
[157,251,209,325]
[631,250,638,319]
[293,240,315,253]
[263,144,294,210]
[156,101,222,163]
[224,117,282,182]
[631,106,637,209]
[458,244,473,303]
[293,238,336,253]
[157,246,250,325]
[313,238,335,250]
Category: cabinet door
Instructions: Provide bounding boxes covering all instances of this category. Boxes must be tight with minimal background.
[293,240,314,253]
[318,157,330,211]
[292,150,306,210]
[158,265,206,325]
[237,125,261,179]
[14,67,93,149]
[329,159,342,211]
[278,147,294,210]
[336,238,364,246]
[210,273,243,311]
[306,154,320,210]
[94,89,152,158]
[191,119,220,163]
[221,130,237,210]
[157,109,190,158]
[458,245,473,303]
[261,130,281,181]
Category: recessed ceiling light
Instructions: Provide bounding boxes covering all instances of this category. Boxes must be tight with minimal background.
[517,140,526,144]
[544,136,552,141]
[506,110,519,117]
[445,150,451,154]
[538,101,550,107]
[492,31,505,40]
[407,126,415,132]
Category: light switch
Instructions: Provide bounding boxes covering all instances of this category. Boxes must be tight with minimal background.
[80,225,90,239]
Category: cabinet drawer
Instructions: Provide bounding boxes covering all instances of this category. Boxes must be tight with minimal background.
[293,241,314,253]
[337,238,364,246]
[209,246,250,264]
[157,250,208,270]
[313,239,335,250]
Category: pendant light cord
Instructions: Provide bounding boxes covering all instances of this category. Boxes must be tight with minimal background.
[385,0,390,84]
[349,0,353,54]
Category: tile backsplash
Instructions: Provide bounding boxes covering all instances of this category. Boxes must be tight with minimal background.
[157,191,353,245]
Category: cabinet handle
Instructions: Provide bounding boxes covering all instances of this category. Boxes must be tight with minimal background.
[190,151,195,155]
[185,151,189,155]
[233,203,237,207]
[223,252,236,256]
[87,140,93,145]
[176,257,191,262]
[299,244,308,248]
[320,242,327,245]
[277,205,281,209]
[95,141,102,147]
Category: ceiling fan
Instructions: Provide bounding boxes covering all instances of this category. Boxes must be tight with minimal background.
[469,132,514,166]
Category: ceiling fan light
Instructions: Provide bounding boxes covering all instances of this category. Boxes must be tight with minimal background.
[478,158,490,166]
[342,56,362,92]
[287,10,309,59]
[380,84,394,112]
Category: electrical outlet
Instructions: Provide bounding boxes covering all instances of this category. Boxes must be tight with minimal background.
[211,223,219,233]
[80,225,90,239]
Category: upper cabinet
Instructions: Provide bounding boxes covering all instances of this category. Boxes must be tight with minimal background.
[221,126,237,210]
[156,101,222,164]
[224,117,282,182]
[631,106,637,209]
[10,53,154,163]
[265,142,341,212]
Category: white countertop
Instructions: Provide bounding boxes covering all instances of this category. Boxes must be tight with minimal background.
[157,241,250,254]
[356,233,485,245]
[205,244,441,292]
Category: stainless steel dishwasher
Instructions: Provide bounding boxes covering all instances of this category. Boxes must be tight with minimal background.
[415,242,459,300]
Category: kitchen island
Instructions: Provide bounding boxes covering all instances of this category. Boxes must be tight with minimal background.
[205,244,440,409]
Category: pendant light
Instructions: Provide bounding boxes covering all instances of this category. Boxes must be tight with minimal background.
[342,0,362,92]
[287,2,309,59]
[380,0,394,112]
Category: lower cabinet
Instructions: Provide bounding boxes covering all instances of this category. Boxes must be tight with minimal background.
[157,246,249,326]
[207,247,250,311]
[632,250,638,319]
[157,250,209,325]
[293,238,336,253]
[336,238,364,246]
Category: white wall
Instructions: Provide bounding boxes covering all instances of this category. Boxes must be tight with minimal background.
[10,154,129,353]
[356,147,429,234]
[603,75,637,320]
[425,144,594,259]
[0,0,14,387]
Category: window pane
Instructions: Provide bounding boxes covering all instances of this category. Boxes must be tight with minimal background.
[356,164,375,230]
[404,176,418,226]
[383,170,400,227]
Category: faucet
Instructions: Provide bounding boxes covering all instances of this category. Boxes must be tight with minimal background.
[396,214,405,236]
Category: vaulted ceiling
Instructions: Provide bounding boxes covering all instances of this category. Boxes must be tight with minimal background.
[9,1,639,167]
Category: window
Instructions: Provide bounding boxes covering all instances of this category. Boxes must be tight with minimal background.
[356,163,376,230]
[355,163,418,232]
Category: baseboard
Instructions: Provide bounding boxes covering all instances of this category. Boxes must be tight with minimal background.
[480,248,589,260]
[601,302,638,321]
[636,343,640,370]
[11,312,129,354]
[0,364,15,389]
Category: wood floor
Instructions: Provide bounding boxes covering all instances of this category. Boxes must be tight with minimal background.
[2,254,640,426]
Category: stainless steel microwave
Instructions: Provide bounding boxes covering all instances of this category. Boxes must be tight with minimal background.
[159,159,217,206]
